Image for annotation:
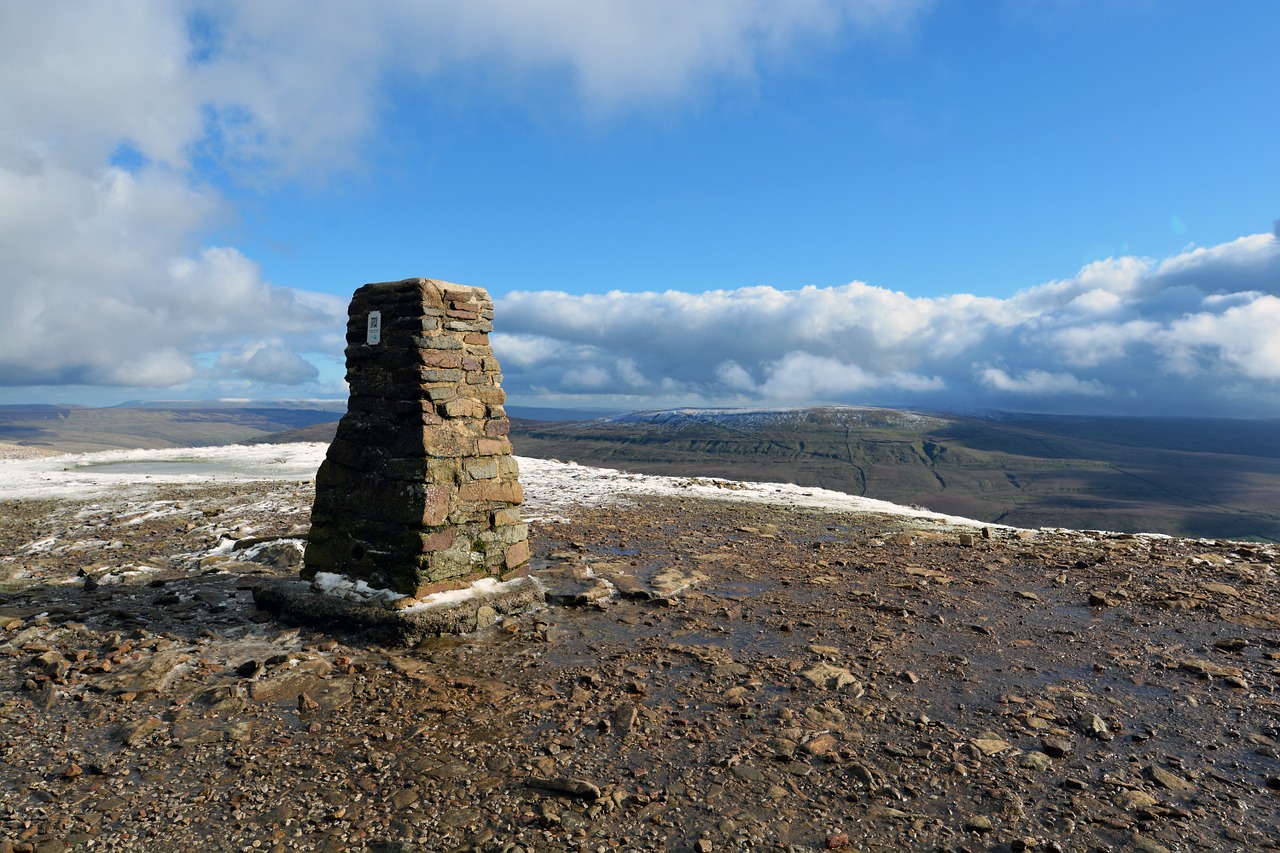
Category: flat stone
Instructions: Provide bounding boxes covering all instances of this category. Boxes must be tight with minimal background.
[971,738,1011,756]
[91,650,192,696]
[1115,789,1159,809]
[117,716,164,747]
[804,733,838,756]
[1077,712,1112,740]
[537,565,615,606]
[612,702,638,736]
[649,565,707,598]
[391,789,420,809]
[1128,835,1173,853]
[1147,765,1196,794]
[1041,737,1073,758]
[527,777,601,799]
[866,805,921,821]
[965,816,994,832]
[252,576,543,645]
[800,663,862,693]
[1178,658,1243,679]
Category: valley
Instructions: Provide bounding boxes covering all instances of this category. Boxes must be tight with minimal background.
[510,407,1280,542]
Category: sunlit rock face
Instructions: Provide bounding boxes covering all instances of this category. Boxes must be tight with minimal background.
[303,278,529,596]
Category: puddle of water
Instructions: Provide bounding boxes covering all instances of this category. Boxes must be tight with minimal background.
[415,635,473,654]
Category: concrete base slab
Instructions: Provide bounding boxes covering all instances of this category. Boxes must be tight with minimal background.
[252,576,544,646]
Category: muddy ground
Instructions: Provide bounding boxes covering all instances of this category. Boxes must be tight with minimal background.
[0,479,1278,852]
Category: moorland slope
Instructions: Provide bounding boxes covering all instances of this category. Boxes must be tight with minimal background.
[510,407,1280,541]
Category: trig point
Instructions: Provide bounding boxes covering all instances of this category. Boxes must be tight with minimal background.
[302,278,530,598]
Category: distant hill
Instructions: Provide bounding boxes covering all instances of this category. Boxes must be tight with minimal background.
[0,403,344,454]
[238,404,614,446]
[0,402,609,454]
[508,406,1280,542]
[243,421,340,445]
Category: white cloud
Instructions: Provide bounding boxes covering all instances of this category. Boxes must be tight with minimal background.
[488,333,570,368]
[1046,320,1159,368]
[748,352,943,401]
[215,343,319,385]
[493,232,1280,415]
[562,364,613,391]
[1153,234,1280,296]
[0,3,201,171]
[0,174,336,386]
[615,358,648,388]
[977,367,1109,397]
[1161,295,1280,380]
[1065,288,1124,315]
[717,361,758,392]
[98,348,199,388]
[390,0,928,108]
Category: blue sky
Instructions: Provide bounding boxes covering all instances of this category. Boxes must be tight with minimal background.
[2,1,1278,416]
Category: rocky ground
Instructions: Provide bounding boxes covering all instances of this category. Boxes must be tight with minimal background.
[1,474,1278,853]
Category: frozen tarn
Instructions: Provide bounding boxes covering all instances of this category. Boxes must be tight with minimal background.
[0,442,993,528]
[0,443,330,500]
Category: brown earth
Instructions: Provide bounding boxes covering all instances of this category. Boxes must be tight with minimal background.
[0,480,1278,852]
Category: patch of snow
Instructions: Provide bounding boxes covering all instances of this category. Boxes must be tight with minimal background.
[311,571,403,604]
[109,565,164,582]
[233,539,305,564]
[516,456,992,528]
[399,576,533,612]
[119,507,181,526]
[21,536,58,553]
[0,440,995,529]
[206,537,239,556]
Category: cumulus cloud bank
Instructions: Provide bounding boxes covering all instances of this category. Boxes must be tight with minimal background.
[494,233,1280,416]
[3,1,914,398]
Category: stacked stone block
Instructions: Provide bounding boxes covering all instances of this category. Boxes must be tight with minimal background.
[303,278,530,597]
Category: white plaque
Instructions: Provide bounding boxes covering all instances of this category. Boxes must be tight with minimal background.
[366,311,382,345]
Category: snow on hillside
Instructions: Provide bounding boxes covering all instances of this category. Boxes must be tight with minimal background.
[0,442,987,528]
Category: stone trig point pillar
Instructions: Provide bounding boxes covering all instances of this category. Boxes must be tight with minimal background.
[302,278,530,598]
